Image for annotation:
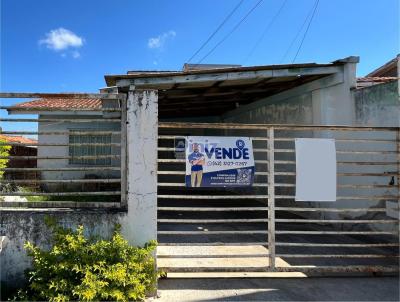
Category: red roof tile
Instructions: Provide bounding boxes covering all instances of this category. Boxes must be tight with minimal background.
[357,77,398,83]
[356,77,398,88]
[0,134,37,144]
[13,98,102,110]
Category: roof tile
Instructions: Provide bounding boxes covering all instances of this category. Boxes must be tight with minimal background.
[13,98,102,110]
[0,134,37,144]
[356,77,398,88]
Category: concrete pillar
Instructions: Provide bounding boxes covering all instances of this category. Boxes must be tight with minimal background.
[311,57,359,126]
[119,89,158,246]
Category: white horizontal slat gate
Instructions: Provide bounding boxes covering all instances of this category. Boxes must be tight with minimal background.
[157,122,400,275]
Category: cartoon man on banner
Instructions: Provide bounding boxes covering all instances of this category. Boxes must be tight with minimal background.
[188,143,205,187]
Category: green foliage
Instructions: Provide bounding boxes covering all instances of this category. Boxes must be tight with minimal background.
[0,138,11,179]
[12,221,158,302]
[17,187,51,202]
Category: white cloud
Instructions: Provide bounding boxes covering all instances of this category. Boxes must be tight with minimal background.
[148,30,176,49]
[39,28,84,51]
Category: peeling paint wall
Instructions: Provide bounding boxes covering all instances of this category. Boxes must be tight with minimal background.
[119,89,158,247]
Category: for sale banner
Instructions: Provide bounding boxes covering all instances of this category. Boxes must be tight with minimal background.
[185,136,255,187]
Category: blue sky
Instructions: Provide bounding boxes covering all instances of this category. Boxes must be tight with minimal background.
[1,0,399,94]
[0,0,398,123]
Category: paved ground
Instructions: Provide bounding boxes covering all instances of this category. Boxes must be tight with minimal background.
[153,276,399,301]
[158,244,398,273]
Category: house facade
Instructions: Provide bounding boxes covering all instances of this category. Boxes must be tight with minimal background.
[8,56,364,188]
[8,56,399,214]
[1,56,399,286]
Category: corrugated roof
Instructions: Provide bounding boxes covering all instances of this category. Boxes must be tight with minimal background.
[103,57,360,118]
[13,98,102,110]
[182,63,242,71]
[0,134,37,144]
[105,61,349,87]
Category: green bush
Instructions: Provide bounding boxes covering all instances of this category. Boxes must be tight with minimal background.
[17,186,51,202]
[12,220,158,302]
[0,138,11,179]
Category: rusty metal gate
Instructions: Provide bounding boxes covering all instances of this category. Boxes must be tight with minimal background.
[157,122,399,274]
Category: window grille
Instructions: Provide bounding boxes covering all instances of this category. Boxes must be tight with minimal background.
[69,131,112,165]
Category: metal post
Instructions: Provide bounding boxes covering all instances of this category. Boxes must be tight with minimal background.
[267,127,276,270]
[120,96,128,209]
[397,128,400,206]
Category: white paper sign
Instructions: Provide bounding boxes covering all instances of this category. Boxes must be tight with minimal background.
[295,138,336,202]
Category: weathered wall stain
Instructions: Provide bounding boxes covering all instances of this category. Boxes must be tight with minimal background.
[355,81,399,126]
[1,210,122,286]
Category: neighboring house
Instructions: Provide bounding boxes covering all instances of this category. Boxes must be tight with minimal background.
[7,98,121,192]
[365,54,399,77]
[0,134,37,186]
[354,55,399,126]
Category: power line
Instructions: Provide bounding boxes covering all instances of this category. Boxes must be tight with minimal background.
[292,0,320,63]
[187,0,244,63]
[279,0,318,63]
[196,0,265,65]
[244,0,288,64]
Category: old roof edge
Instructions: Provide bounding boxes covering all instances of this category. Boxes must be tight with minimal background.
[332,56,360,64]
[366,54,399,77]
[356,76,399,89]
[6,98,104,115]
[357,76,398,82]
[104,56,358,87]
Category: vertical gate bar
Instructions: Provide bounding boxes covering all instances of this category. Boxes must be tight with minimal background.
[120,96,128,209]
[397,128,400,204]
[267,127,276,270]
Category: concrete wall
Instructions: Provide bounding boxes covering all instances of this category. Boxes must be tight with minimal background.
[0,90,159,289]
[1,210,121,286]
[351,80,400,229]
[222,63,356,125]
[354,80,400,127]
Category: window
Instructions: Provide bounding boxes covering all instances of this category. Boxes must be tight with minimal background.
[69,131,112,165]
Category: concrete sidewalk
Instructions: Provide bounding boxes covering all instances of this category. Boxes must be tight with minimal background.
[154,276,399,301]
